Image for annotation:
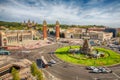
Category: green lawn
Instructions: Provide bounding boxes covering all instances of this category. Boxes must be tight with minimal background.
[55,46,120,66]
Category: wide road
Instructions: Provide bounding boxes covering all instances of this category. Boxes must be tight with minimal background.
[11,42,120,80]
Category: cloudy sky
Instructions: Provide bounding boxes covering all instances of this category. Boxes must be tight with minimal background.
[0,0,120,27]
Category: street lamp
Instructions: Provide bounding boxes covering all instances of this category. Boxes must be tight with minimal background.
[20,42,24,59]
[76,76,79,80]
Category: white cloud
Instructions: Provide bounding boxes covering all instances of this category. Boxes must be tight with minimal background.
[0,0,120,27]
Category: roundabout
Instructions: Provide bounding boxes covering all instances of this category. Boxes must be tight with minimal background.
[55,46,120,66]
[10,41,120,80]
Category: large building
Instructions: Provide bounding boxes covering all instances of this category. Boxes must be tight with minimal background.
[64,28,113,41]
[88,27,105,32]
[22,19,37,29]
[64,28,86,39]
[89,31,113,41]
[104,28,117,37]
[0,30,37,47]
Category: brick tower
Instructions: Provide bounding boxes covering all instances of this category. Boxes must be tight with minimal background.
[56,21,60,40]
[43,20,47,40]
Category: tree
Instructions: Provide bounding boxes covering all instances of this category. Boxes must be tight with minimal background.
[31,62,38,76]
[37,70,44,80]
[117,33,120,37]
[11,67,20,80]
[31,62,44,80]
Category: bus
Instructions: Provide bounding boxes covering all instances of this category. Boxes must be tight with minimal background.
[36,56,48,68]
[0,49,10,55]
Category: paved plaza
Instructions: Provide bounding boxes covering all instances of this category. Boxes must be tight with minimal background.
[7,40,54,50]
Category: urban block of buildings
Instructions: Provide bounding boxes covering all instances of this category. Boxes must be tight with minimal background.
[63,28,113,41]
[0,20,120,48]
[0,30,38,47]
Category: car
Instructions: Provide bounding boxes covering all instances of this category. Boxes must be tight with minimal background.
[49,59,56,64]
[86,66,96,70]
[47,63,52,67]
[100,68,112,73]
[49,52,54,54]
[98,67,106,73]
[90,68,100,73]
[90,67,112,73]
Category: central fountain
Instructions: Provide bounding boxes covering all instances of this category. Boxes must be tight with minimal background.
[69,39,105,58]
[80,39,105,58]
[80,39,93,54]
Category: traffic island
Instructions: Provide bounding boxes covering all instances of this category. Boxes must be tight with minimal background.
[55,46,120,66]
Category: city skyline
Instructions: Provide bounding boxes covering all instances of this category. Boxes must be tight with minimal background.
[0,0,120,27]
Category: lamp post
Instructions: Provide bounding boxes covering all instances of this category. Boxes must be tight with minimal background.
[39,53,43,69]
[20,42,24,59]
[76,76,79,80]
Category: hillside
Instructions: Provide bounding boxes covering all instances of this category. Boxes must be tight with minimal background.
[0,21,23,30]
[0,21,106,30]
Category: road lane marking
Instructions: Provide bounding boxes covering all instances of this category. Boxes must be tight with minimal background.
[42,69,61,80]
[113,72,120,79]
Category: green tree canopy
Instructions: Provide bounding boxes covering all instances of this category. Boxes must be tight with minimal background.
[31,62,38,76]
[31,62,44,80]
[117,33,120,37]
[11,67,20,80]
[0,21,106,30]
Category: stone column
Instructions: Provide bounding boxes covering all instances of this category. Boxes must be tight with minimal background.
[56,21,60,40]
[43,20,47,40]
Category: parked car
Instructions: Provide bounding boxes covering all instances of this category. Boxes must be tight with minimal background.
[47,63,52,67]
[90,68,100,73]
[99,67,112,73]
[49,59,56,64]
[86,66,96,70]
[89,67,112,73]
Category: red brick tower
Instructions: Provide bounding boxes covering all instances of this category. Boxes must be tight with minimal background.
[56,21,60,40]
[43,20,47,40]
